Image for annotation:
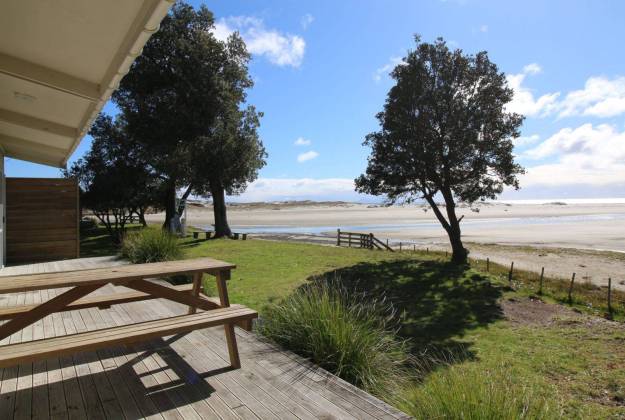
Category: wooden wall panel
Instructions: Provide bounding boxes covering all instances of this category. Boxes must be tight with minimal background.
[6,178,79,264]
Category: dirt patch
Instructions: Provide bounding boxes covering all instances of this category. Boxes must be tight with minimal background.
[502,296,624,332]
[501,296,581,326]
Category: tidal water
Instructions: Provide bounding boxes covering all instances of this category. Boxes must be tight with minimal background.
[197,212,625,236]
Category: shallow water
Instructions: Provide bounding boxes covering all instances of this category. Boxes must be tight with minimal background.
[197,212,625,236]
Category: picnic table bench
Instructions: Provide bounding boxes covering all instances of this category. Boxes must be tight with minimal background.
[0,257,257,369]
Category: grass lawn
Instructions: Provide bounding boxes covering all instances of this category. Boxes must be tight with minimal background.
[81,227,625,418]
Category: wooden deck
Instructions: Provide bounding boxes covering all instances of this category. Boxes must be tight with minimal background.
[0,258,411,419]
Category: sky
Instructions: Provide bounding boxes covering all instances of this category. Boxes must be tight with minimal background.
[8,0,625,202]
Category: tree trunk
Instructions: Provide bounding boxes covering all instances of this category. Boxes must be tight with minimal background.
[446,222,467,264]
[424,191,468,265]
[440,187,468,264]
[137,207,147,227]
[163,181,177,232]
[211,183,231,238]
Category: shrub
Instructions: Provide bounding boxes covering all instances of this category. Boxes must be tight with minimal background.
[401,359,557,419]
[120,228,182,263]
[258,280,413,397]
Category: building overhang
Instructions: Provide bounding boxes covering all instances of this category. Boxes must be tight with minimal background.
[0,0,174,168]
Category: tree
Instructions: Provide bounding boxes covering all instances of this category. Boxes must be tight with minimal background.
[113,2,251,231]
[355,37,524,264]
[66,115,161,243]
[191,105,266,237]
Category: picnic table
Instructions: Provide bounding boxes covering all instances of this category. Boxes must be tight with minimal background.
[0,257,257,369]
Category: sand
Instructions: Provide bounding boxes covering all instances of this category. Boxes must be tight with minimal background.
[145,201,625,289]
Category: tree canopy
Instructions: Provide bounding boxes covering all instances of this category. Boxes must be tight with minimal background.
[191,105,266,236]
[356,37,524,263]
[113,2,256,231]
[66,115,161,242]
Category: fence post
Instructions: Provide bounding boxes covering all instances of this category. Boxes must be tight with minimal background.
[567,273,576,303]
[348,232,352,247]
[426,247,429,253]
[538,267,545,295]
[486,257,490,272]
[369,233,374,249]
[399,242,402,252]
[607,277,613,317]
[413,244,416,252]
[337,229,341,247]
[386,238,389,248]
[508,262,514,282]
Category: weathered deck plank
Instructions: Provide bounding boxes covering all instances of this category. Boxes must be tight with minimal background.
[0,258,411,419]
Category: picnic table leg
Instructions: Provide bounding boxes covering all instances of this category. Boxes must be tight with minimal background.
[216,270,241,369]
[188,273,203,314]
[0,284,104,341]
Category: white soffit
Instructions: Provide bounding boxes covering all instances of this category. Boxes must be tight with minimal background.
[0,0,174,168]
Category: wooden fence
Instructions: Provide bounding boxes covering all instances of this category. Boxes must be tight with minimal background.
[336,229,393,251]
[6,178,79,264]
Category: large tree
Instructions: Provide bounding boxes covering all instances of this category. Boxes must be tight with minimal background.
[191,105,266,237]
[356,37,524,264]
[113,2,251,231]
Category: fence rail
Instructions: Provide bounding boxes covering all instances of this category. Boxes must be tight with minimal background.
[336,229,393,251]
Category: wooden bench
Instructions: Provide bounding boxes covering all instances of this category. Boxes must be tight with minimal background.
[0,257,257,369]
[192,231,213,240]
[0,306,256,368]
[192,231,247,240]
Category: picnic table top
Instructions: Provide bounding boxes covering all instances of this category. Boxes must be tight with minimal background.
[0,257,235,294]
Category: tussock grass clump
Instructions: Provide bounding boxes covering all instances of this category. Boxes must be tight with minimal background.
[402,359,557,419]
[259,280,413,397]
[120,228,182,263]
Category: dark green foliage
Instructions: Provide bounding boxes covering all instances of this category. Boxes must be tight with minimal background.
[66,115,161,243]
[191,106,266,237]
[113,2,263,231]
[356,37,524,263]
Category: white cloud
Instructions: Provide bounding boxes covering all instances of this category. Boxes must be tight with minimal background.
[480,24,489,33]
[556,76,625,118]
[513,134,540,148]
[300,13,314,29]
[297,150,319,162]
[505,65,560,117]
[507,65,625,119]
[373,56,404,82]
[294,137,311,146]
[228,178,359,202]
[213,16,305,67]
[520,123,625,187]
[522,63,542,75]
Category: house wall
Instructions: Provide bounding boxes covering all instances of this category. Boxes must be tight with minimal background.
[6,177,79,264]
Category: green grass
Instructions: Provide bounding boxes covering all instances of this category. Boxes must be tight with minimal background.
[402,358,557,419]
[80,227,625,418]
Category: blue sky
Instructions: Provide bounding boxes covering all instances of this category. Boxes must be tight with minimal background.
[9,0,625,202]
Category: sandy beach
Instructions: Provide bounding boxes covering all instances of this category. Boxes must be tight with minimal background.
[146,201,625,288]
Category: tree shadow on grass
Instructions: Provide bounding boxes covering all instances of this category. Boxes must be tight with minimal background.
[306,259,505,363]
